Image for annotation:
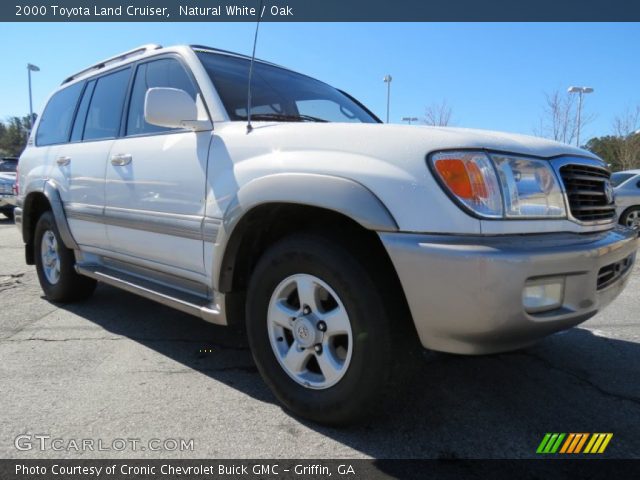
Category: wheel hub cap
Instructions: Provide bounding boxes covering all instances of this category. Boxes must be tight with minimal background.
[267,273,353,390]
[40,230,61,285]
[292,317,320,348]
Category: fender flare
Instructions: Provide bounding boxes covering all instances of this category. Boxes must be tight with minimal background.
[22,180,79,250]
[216,173,398,291]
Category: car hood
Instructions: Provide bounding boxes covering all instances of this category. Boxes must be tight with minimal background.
[245,122,600,162]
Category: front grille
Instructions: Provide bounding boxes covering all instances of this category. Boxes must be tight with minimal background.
[597,255,634,290]
[559,164,616,222]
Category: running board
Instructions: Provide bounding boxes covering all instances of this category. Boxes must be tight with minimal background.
[75,265,226,326]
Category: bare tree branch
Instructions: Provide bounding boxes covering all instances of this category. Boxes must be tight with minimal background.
[533,90,594,146]
[423,100,453,126]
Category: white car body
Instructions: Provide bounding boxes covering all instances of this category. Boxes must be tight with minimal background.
[15,45,639,355]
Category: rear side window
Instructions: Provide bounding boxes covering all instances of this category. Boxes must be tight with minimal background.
[36,82,83,146]
[126,58,196,136]
[70,81,95,142]
[83,68,131,141]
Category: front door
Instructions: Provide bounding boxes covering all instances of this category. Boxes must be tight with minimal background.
[104,57,211,277]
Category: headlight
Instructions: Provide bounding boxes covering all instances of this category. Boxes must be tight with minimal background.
[492,154,566,218]
[430,151,567,219]
[431,151,503,218]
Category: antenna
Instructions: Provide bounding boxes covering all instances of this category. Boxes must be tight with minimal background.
[246,0,264,134]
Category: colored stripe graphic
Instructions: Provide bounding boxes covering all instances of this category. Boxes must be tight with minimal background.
[573,434,589,453]
[550,433,565,453]
[537,433,565,453]
[584,433,614,454]
[559,433,575,453]
[536,433,552,454]
[538,433,613,454]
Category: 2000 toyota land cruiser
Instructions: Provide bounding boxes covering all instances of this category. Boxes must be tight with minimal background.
[16,44,638,424]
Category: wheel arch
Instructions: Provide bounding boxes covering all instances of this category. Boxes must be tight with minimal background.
[619,204,640,226]
[218,202,412,329]
[216,173,398,294]
[21,180,78,264]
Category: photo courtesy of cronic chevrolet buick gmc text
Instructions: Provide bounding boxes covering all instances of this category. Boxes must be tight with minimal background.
[15,44,639,425]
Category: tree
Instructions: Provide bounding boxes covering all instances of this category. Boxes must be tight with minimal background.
[584,135,624,170]
[534,90,594,146]
[0,116,32,157]
[585,106,640,172]
[611,106,640,171]
[423,100,453,126]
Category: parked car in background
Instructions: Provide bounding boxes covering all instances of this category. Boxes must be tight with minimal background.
[613,169,640,228]
[0,157,18,220]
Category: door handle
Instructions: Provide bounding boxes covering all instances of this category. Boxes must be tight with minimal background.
[56,156,71,166]
[110,154,132,166]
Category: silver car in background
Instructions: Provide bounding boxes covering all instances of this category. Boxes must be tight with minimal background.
[614,170,640,228]
[0,157,18,220]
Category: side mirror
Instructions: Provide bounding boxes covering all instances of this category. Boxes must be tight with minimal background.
[144,87,212,131]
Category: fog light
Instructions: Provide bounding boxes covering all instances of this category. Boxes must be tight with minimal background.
[523,278,565,313]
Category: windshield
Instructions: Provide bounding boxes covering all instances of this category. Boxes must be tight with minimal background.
[196,52,379,124]
[612,172,636,187]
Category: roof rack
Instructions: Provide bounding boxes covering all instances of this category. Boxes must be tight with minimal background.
[61,44,162,85]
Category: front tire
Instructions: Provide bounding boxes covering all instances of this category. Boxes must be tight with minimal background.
[620,206,640,229]
[246,234,398,425]
[34,211,96,302]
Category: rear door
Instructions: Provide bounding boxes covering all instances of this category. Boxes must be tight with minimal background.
[104,57,211,277]
[53,68,132,249]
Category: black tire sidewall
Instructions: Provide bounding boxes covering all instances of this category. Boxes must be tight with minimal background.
[621,206,640,227]
[246,234,392,424]
[34,211,88,302]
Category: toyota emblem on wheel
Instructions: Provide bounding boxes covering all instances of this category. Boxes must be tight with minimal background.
[297,325,309,339]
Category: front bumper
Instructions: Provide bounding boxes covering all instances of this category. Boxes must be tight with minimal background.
[380,227,638,354]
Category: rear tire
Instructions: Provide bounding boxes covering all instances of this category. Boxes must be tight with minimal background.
[246,233,402,426]
[3,209,14,220]
[34,211,96,302]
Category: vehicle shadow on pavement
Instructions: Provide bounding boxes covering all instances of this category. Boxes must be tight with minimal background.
[62,284,640,459]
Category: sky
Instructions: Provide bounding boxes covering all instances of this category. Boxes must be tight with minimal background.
[1,22,639,141]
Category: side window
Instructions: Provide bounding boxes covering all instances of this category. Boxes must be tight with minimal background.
[70,81,95,142]
[126,58,197,136]
[35,82,83,146]
[83,68,131,141]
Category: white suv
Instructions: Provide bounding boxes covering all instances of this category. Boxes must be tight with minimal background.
[16,44,639,424]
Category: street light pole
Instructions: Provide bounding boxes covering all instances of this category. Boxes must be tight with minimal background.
[567,86,594,147]
[27,63,40,129]
[383,75,392,123]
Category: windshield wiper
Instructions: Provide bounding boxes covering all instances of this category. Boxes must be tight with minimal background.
[245,113,329,123]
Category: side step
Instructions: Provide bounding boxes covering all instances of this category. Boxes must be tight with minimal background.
[75,265,226,326]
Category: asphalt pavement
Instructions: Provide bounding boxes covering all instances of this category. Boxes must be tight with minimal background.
[1,217,639,459]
